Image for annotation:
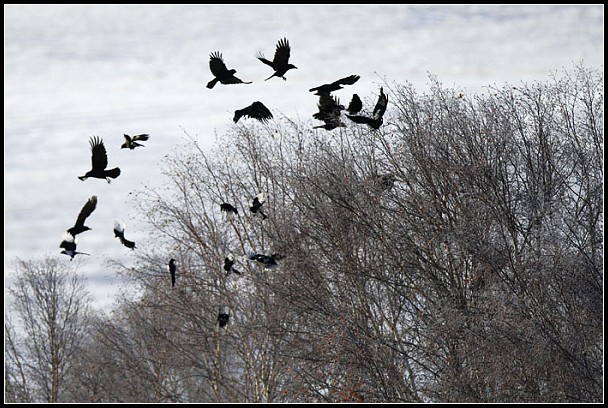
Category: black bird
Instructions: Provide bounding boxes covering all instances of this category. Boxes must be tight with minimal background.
[347,94,362,115]
[257,38,297,81]
[78,136,121,183]
[224,254,241,276]
[248,252,283,269]
[346,87,389,130]
[59,232,89,260]
[168,258,177,287]
[250,193,268,219]
[206,52,252,89]
[309,74,360,95]
[220,202,239,216]
[114,221,136,250]
[66,195,97,237]
[121,133,150,149]
[217,312,230,328]
[313,93,345,130]
[233,101,273,124]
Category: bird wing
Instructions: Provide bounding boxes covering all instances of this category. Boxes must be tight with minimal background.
[132,134,150,142]
[74,196,97,228]
[90,136,109,171]
[372,87,388,120]
[336,74,360,86]
[346,114,373,125]
[256,51,274,68]
[248,102,273,123]
[347,94,363,115]
[123,134,132,143]
[209,52,229,77]
[272,37,291,67]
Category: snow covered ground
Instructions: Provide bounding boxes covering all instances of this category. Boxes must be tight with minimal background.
[4,5,603,311]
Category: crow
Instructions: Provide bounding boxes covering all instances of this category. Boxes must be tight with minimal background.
[121,133,150,149]
[114,221,136,250]
[206,52,252,89]
[59,232,89,260]
[168,258,177,287]
[220,202,239,216]
[234,101,273,124]
[248,252,283,269]
[347,94,362,115]
[78,136,121,183]
[66,195,97,237]
[257,37,297,81]
[250,193,268,219]
[313,93,345,130]
[309,74,360,95]
[224,254,241,276]
[346,87,388,130]
[217,312,230,328]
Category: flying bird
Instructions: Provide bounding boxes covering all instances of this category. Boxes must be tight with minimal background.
[233,101,273,124]
[257,37,297,81]
[206,51,252,89]
[224,254,241,276]
[250,193,268,219]
[121,133,150,149]
[347,94,362,115]
[313,93,345,130]
[309,74,360,95]
[220,202,239,216]
[346,87,388,130]
[59,232,89,260]
[78,136,121,183]
[168,258,177,287]
[217,312,230,328]
[114,221,136,250]
[248,252,283,269]
[66,195,97,237]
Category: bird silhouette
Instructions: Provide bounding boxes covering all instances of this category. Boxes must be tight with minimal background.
[59,232,89,260]
[168,258,177,287]
[257,38,297,81]
[309,74,360,95]
[206,52,252,89]
[313,93,345,130]
[78,136,121,183]
[121,134,150,149]
[217,312,230,328]
[248,252,283,269]
[346,87,388,129]
[220,202,239,216]
[66,195,97,237]
[347,94,362,115]
[114,221,136,250]
[250,193,268,219]
[234,101,273,124]
[224,254,241,276]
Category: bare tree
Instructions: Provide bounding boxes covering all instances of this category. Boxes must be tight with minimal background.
[5,257,92,402]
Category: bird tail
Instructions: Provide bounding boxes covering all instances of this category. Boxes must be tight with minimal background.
[207,78,219,89]
[78,175,87,181]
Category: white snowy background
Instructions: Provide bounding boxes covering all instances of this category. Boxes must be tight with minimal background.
[4,5,604,311]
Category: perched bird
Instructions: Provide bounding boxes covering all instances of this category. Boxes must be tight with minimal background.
[168,258,178,287]
[368,173,398,193]
[224,254,241,276]
[346,87,388,130]
[78,136,121,183]
[233,101,273,124]
[313,93,345,130]
[59,232,89,260]
[220,202,239,216]
[206,52,252,89]
[217,312,230,328]
[250,193,268,219]
[248,252,283,269]
[309,74,360,95]
[257,38,297,81]
[347,94,362,115]
[66,195,97,237]
[114,221,136,250]
[121,133,150,149]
